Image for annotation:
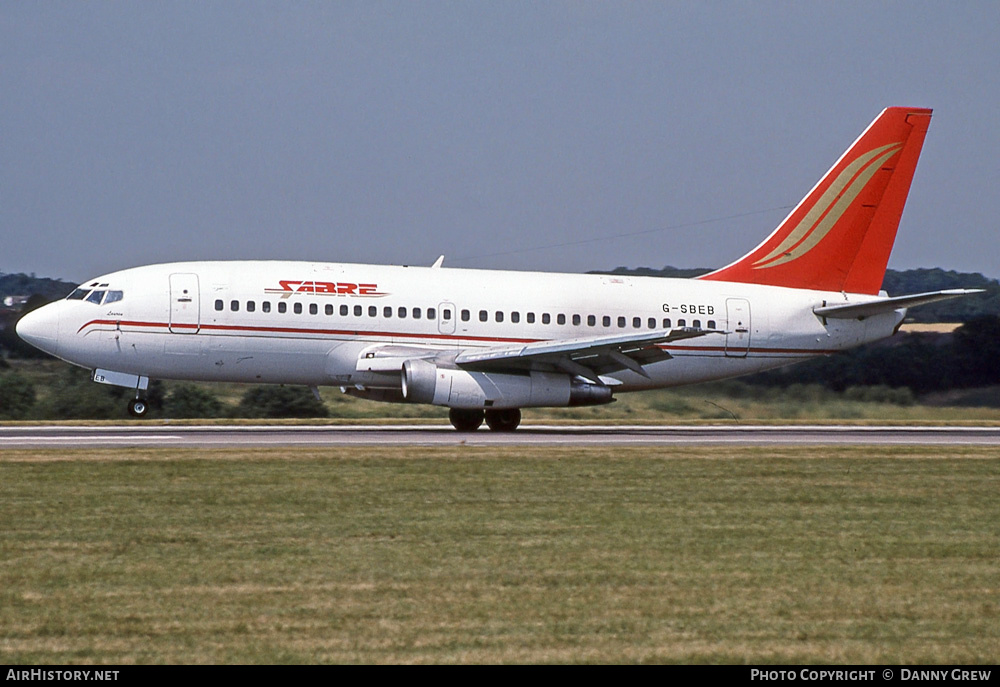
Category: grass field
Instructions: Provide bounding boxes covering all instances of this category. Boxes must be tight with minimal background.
[1,445,997,664]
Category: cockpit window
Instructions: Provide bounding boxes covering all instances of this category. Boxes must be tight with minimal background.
[68,288,125,305]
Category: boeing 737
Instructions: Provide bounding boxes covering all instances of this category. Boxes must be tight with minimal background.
[16,107,980,430]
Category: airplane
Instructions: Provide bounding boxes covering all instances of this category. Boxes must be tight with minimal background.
[16,106,981,431]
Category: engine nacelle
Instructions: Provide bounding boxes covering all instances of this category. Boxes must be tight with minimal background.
[401,359,612,409]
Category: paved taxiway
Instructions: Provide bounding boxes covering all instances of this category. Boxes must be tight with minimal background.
[2,424,1000,449]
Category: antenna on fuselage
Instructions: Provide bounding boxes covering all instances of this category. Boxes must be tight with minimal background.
[431,255,445,269]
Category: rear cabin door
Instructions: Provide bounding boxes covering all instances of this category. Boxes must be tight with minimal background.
[725,298,750,357]
[169,273,200,334]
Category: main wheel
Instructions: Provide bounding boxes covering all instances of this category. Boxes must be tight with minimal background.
[485,408,521,432]
[128,398,149,418]
[449,408,485,432]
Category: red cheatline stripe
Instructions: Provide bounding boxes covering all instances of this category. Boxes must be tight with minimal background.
[77,318,539,344]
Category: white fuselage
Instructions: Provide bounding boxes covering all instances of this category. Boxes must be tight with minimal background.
[20,260,903,398]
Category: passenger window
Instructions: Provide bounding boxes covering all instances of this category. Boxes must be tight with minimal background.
[511,312,519,323]
[262,301,271,313]
[294,303,303,314]
[678,319,686,327]
[230,300,239,312]
[354,305,362,316]
[215,299,224,311]
[247,301,256,313]
[633,317,641,329]
[558,314,566,325]
[617,316,625,328]
[693,319,701,328]
[326,304,334,316]
[278,302,287,313]
[369,306,377,317]
[495,311,504,323]
[399,307,407,318]
[542,313,550,324]
[384,306,392,318]
[602,316,611,327]
[413,307,422,319]
[443,309,452,320]
[572,314,581,326]
[527,312,535,324]
[427,308,436,319]
[479,310,488,322]
[648,318,656,329]
[461,309,470,322]
[663,318,671,328]
[587,315,596,326]
[340,304,348,316]
[708,320,716,329]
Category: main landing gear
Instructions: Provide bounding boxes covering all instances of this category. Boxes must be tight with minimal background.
[448,408,522,432]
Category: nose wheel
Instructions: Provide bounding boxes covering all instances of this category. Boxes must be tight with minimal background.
[128,397,149,418]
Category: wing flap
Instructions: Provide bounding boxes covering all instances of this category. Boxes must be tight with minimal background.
[454,327,720,382]
[454,327,711,366]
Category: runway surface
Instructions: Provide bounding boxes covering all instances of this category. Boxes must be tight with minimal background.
[3,424,1000,448]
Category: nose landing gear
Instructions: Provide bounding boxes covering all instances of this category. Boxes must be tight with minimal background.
[128,396,149,418]
[91,369,152,419]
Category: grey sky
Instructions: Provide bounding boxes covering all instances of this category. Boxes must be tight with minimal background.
[2,1,997,282]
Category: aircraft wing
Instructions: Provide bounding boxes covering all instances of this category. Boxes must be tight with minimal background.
[355,328,722,384]
[813,289,984,320]
[453,327,720,383]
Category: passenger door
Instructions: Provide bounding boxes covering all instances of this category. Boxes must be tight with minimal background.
[725,298,750,357]
[169,273,200,334]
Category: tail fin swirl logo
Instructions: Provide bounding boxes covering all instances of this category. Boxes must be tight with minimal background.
[752,142,903,269]
[699,107,932,293]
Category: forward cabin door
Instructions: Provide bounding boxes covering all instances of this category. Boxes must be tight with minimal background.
[725,298,750,357]
[169,273,201,334]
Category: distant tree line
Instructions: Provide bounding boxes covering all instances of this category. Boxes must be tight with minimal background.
[0,366,328,421]
[744,316,1000,394]
[0,273,77,360]
[0,272,76,302]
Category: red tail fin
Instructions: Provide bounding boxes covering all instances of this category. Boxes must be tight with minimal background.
[700,107,932,294]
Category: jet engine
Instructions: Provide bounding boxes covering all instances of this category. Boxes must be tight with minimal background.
[401,359,612,409]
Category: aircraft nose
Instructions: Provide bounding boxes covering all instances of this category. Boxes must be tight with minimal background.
[15,302,62,357]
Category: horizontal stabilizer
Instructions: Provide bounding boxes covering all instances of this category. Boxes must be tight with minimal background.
[813,289,984,319]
